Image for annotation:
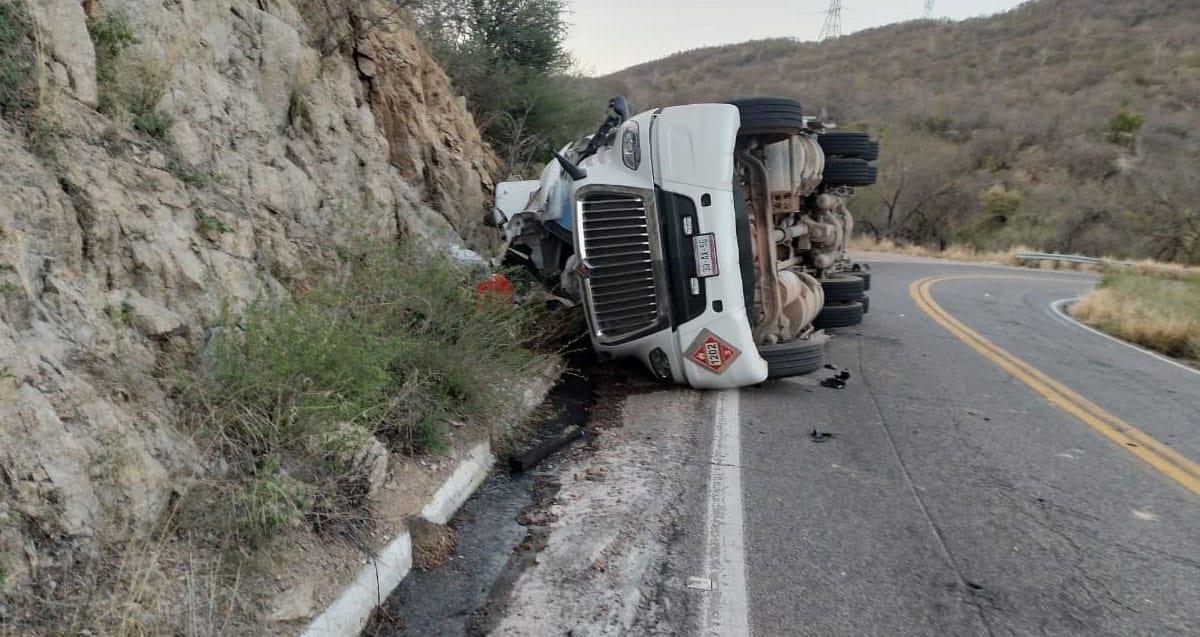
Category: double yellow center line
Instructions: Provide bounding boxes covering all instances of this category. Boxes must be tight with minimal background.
[911,274,1200,497]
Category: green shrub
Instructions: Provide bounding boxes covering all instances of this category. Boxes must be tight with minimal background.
[1108,107,1144,148]
[88,12,136,112]
[415,0,600,170]
[27,117,60,166]
[195,209,231,235]
[133,109,172,138]
[0,0,36,116]
[979,185,1023,221]
[182,241,546,545]
[88,12,173,139]
[211,457,315,547]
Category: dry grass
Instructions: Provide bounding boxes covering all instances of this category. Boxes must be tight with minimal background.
[3,523,248,637]
[1069,270,1200,363]
[849,235,1021,264]
[847,235,1101,271]
[850,235,1200,278]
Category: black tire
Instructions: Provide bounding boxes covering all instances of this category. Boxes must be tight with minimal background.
[848,263,871,290]
[758,337,825,379]
[818,131,880,161]
[727,96,804,142]
[862,294,869,314]
[822,158,877,187]
[814,301,865,329]
[820,275,865,303]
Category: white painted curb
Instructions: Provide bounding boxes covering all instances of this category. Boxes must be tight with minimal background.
[422,442,496,525]
[301,440,495,637]
[300,531,413,637]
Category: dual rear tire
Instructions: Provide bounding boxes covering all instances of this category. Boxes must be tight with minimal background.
[815,274,869,329]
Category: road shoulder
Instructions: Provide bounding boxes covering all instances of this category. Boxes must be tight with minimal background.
[481,386,710,635]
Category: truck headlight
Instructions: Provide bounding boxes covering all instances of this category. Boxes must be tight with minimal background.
[621,123,641,170]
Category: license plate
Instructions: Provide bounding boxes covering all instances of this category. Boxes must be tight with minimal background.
[693,233,719,278]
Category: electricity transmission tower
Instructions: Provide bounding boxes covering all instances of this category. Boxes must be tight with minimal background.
[922,0,935,19]
[819,0,842,41]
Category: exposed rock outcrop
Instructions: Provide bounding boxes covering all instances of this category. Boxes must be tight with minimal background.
[0,0,497,597]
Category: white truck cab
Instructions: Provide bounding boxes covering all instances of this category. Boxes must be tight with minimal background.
[493,96,878,389]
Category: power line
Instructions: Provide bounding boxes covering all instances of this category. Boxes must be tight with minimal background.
[922,0,935,19]
[819,0,842,41]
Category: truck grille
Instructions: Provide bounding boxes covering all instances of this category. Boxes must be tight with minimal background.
[579,192,662,340]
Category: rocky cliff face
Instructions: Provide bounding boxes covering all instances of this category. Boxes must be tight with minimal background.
[0,0,497,592]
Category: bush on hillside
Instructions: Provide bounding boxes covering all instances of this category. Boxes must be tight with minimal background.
[1107,107,1145,148]
[414,0,601,173]
[87,11,174,139]
[0,0,36,117]
[178,242,548,545]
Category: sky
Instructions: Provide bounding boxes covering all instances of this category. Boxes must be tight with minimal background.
[565,0,1027,75]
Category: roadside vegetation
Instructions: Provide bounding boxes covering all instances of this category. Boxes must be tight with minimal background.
[1070,270,1200,363]
[176,242,549,547]
[847,235,1108,271]
[5,243,554,636]
[5,2,580,631]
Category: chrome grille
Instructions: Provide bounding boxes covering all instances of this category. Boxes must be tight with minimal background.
[579,192,662,340]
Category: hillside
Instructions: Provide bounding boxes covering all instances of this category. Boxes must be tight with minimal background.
[0,0,526,632]
[601,0,1200,264]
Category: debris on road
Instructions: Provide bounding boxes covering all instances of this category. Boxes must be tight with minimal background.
[820,365,851,388]
[473,272,515,301]
[811,429,838,443]
[509,424,585,472]
[410,518,459,571]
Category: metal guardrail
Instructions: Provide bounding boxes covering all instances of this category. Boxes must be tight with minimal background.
[1014,252,1127,267]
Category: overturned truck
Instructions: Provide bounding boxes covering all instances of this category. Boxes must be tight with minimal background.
[492,96,879,389]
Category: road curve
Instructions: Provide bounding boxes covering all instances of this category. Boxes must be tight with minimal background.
[726,259,1200,636]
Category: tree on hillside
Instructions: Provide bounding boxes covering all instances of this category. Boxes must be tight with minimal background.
[415,0,597,173]
[854,132,960,246]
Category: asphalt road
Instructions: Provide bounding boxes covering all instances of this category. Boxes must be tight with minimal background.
[729,259,1200,636]
[379,257,1200,637]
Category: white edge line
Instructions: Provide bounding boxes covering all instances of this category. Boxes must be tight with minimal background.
[302,440,494,637]
[702,389,751,636]
[1049,298,1200,378]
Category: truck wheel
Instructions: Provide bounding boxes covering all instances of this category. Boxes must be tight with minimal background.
[820,275,865,303]
[856,271,871,291]
[848,263,871,290]
[727,96,804,142]
[822,158,877,187]
[759,338,825,378]
[814,301,865,329]
[818,132,880,161]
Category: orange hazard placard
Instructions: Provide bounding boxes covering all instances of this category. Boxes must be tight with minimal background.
[687,330,740,374]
